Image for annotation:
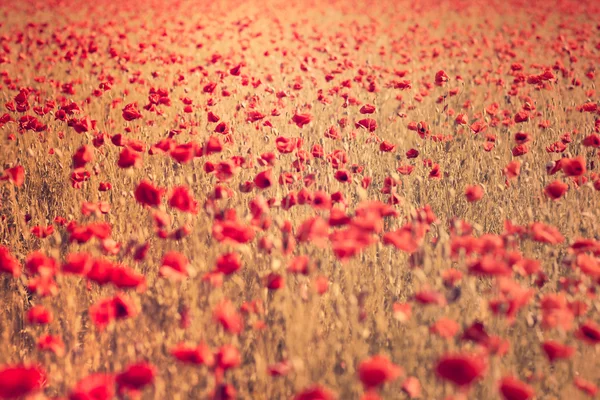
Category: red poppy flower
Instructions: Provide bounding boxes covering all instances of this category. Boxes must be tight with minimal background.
[160,251,189,280]
[122,103,142,121]
[435,70,449,85]
[435,353,486,386]
[544,180,568,200]
[358,355,403,389]
[116,362,156,391]
[360,104,376,114]
[37,334,65,357]
[314,275,329,294]
[247,110,266,122]
[355,118,377,132]
[292,113,312,128]
[379,141,396,152]
[514,111,529,123]
[134,180,164,207]
[1,165,25,187]
[72,145,94,168]
[171,343,214,366]
[213,220,256,244]
[275,136,302,153]
[576,320,600,345]
[562,156,586,177]
[110,265,146,289]
[170,143,196,164]
[213,299,244,334]
[0,364,46,399]
[169,185,198,214]
[89,293,137,330]
[215,252,242,275]
[118,147,143,168]
[294,385,337,400]
[254,169,274,189]
[287,255,312,275]
[26,305,53,325]
[215,344,241,371]
[264,272,285,290]
[0,246,21,277]
[582,133,600,147]
[499,376,535,400]
[541,340,574,362]
[574,377,598,397]
[430,318,460,338]
[465,185,484,202]
[69,374,115,400]
[334,169,352,183]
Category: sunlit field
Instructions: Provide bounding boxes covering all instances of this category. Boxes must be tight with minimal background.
[1,0,600,398]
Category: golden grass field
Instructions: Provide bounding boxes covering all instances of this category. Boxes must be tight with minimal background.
[1,0,600,398]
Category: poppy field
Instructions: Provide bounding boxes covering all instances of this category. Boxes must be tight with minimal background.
[2,0,600,398]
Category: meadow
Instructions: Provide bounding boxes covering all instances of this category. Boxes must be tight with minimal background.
[1,0,600,398]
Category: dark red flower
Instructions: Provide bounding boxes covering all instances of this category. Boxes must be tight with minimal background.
[379,141,396,152]
[171,343,214,366]
[292,113,312,128]
[122,103,142,121]
[254,169,274,189]
[355,118,377,132]
[134,180,164,207]
[89,293,137,330]
[264,272,285,290]
[576,320,600,345]
[582,134,600,148]
[334,169,351,183]
[435,70,449,86]
[360,104,376,114]
[116,362,156,391]
[435,353,486,386]
[544,180,568,200]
